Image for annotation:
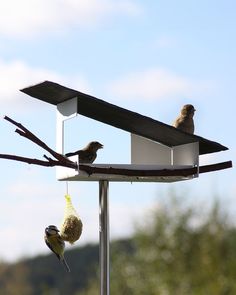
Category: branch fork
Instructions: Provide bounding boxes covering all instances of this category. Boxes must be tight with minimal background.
[0,116,77,169]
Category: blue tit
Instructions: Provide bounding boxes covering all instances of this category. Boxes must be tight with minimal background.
[44,225,70,272]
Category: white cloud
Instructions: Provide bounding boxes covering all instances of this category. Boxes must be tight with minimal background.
[0,59,90,110]
[0,0,142,38]
[107,68,215,101]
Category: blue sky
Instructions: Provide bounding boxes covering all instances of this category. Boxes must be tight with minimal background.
[0,0,235,262]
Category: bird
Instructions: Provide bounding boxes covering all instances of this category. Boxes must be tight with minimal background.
[65,141,103,163]
[172,104,196,134]
[44,225,70,272]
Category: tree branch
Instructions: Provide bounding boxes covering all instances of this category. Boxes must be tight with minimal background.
[0,154,78,169]
[79,161,232,177]
[4,115,70,164]
[1,115,77,169]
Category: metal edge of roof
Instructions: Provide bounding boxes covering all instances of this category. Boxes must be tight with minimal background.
[20,80,228,155]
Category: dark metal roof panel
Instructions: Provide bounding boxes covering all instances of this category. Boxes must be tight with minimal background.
[21,80,78,104]
[21,81,228,155]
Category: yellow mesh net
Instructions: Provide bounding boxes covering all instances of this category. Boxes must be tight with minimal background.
[60,194,83,244]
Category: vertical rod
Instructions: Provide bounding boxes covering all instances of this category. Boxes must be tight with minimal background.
[99,180,110,295]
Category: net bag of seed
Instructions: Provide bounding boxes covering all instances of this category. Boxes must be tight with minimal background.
[60,194,83,244]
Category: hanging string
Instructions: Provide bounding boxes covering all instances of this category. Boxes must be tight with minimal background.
[66,181,69,195]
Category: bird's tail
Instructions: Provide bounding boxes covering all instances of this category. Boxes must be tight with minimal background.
[61,256,71,272]
[65,152,76,157]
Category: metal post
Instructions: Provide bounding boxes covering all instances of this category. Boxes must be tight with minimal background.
[99,180,110,295]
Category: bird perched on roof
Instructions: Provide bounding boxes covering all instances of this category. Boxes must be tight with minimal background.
[44,225,70,272]
[173,104,196,134]
[65,141,103,163]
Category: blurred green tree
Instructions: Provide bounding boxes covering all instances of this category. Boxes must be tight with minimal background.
[0,261,32,295]
[83,195,236,295]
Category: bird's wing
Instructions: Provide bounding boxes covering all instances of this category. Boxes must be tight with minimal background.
[44,235,65,261]
[82,150,96,163]
[44,236,59,260]
[73,150,96,163]
[65,150,96,163]
[173,115,182,127]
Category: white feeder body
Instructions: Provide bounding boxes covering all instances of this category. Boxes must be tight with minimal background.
[56,98,200,182]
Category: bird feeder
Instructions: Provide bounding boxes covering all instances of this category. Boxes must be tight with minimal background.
[21,80,232,295]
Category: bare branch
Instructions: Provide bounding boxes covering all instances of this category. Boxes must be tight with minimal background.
[43,155,52,161]
[0,153,78,169]
[0,154,54,167]
[0,115,78,170]
[79,161,232,177]
[4,115,72,164]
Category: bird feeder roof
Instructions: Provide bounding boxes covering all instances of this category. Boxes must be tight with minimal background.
[21,80,227,155]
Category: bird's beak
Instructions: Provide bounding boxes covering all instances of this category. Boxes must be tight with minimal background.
[99,144,104,149]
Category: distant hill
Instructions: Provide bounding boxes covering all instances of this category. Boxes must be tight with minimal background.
[0,239,133,295]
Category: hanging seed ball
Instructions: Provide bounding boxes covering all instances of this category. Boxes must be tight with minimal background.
[61,215,83,244]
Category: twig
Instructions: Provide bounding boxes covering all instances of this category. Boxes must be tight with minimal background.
[0,115,77,169]
[0,154,78,169]
[4,115,70,164]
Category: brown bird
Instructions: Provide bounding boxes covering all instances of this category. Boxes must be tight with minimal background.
[173,104,196,134]
[65,141,103,163]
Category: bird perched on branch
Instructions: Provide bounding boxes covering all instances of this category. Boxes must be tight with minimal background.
[173,104,196,134]
[65,141,103,163]
[44,225,70,272]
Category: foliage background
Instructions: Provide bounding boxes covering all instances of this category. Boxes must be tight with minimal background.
[1,193,236,295]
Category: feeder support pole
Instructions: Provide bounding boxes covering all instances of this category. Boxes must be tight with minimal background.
[99,180,110,295]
